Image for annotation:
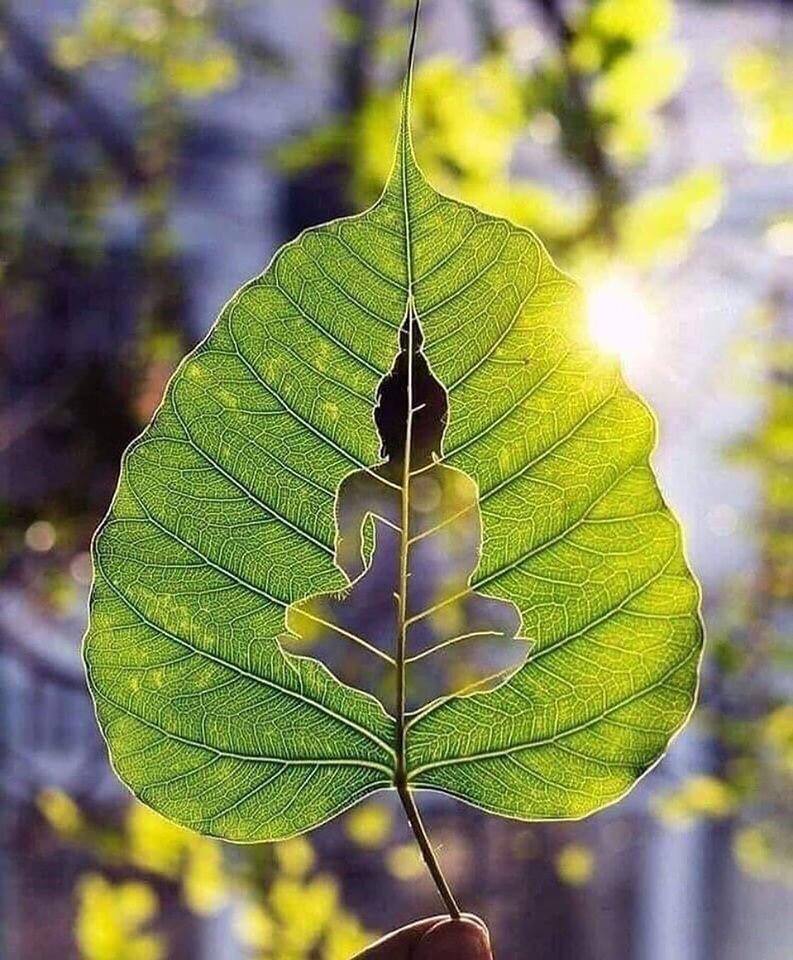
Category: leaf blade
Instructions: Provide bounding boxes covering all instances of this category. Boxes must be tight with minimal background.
[85,75,703,839]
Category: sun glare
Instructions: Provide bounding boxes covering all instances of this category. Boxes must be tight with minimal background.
[586,271,658,365]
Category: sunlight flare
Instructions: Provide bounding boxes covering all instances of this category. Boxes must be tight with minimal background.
[586,270,659,365]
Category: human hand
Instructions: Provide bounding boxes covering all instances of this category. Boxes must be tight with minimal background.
[352,915,492,959]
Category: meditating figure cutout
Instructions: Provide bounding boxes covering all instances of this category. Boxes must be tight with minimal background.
[284,313,525,710]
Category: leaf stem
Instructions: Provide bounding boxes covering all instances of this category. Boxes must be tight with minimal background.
[393,0,461,922]
[396,776,462,919]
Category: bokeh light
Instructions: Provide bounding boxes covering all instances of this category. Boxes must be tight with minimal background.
[586,269,659,365]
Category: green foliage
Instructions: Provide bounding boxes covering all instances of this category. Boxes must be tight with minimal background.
[617,169,723,266]
[276,0,719,266]
[570,0,685,160]
[85,68,703,842]
[711,301,793,881]
[647,287,792,883]
[276,53,587,244]
[54,0,239,100]
[728,46,793,164]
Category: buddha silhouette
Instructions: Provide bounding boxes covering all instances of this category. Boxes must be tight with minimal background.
[284,311,525,710]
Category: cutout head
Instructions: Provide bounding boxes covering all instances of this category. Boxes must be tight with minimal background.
[374,312,448,467]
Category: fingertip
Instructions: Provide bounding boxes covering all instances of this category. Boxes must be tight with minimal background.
[413,916,492,960]
[461,913,489,935]
[350,917,446,959]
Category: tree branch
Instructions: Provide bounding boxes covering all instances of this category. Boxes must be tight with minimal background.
[0,3,148,188]
[530,0,623,240]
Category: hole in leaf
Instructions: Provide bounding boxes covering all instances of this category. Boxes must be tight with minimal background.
[283,310,526,710]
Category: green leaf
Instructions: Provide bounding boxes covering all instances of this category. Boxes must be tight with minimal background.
[85,22,702,844]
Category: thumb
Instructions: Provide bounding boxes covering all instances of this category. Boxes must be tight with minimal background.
[412,916,492,960]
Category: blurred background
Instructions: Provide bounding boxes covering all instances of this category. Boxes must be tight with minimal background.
[1,0,791,957]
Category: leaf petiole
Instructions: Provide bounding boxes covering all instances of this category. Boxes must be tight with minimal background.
[395,775,461,919]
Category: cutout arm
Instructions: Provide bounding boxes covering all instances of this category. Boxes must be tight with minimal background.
[334,474,368,581]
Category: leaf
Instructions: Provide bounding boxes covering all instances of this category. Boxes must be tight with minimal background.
[84,14,703,845]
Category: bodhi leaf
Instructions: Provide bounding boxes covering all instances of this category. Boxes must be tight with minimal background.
[84,12,703,847]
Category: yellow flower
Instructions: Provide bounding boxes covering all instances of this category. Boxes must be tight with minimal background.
[183,838,228,915]
[345,801,393,849]
[555,843,595,886]
[385,843,424,882]
[38,788,83,836]
[323,913,377,960]
[652,775,736,827]
[74,874,163,960]
[234,903,274,951]
[274,836,316,878]
[270,876,338,953]
[126,803,190,878]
